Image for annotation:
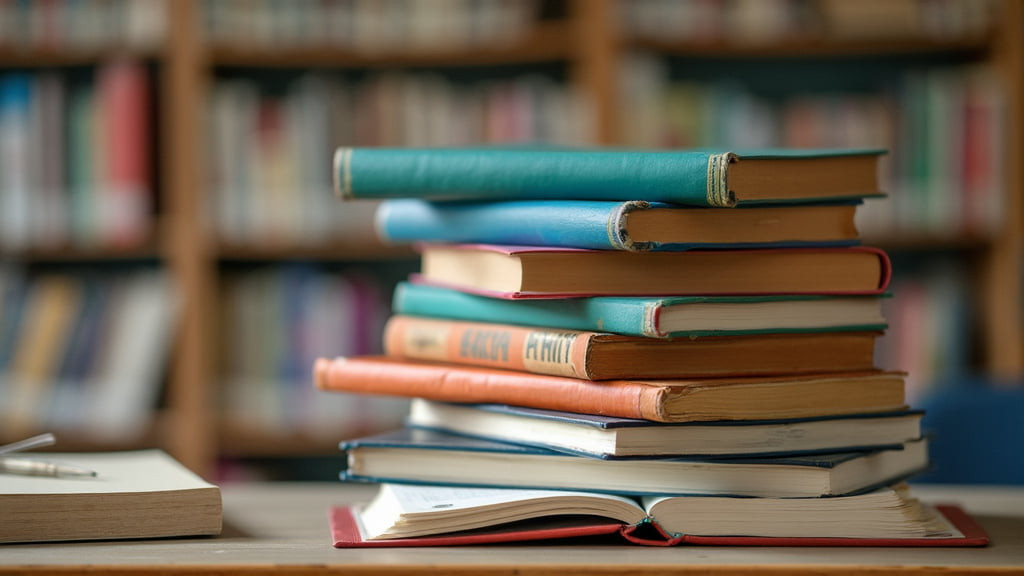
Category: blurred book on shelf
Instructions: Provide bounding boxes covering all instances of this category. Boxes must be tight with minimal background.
[0,61,153,251]
[204,0,541,50]
[0,0,165,51]
[622,0,812,44]
[621,0,996,43]
[208,73,590,246]
[0,268,176,443]
[817,0,995,40]
[875,261,972,403]
[620,56,1005,239]
[218,266,407,441]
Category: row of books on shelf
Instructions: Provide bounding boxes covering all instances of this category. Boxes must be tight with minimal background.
[0,0,165,51]
[623,0,995,43]
[311,147,985,547]
[208,73,591,244]
[217,266,406,438]
[622,57,1005,236]
[204,0,540,50]
[0,267,175,443]
[0,62,152,250]
[879,263,973,402]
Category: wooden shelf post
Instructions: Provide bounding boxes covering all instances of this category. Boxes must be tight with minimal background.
[983,0,1024,378]
[164,0,217,478]
[571,0,619,145]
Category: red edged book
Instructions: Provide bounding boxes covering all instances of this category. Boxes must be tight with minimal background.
[329,484,988,548]
[415,244,892,299]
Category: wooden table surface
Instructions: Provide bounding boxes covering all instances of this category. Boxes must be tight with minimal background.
[1,482,1022,575]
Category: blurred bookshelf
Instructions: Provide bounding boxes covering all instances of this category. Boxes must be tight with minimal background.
[615,0,1023,403]
[0,0,1021,479]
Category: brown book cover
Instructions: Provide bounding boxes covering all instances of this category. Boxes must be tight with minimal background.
[384,315,880,380]
[417,245,892,299]
[313,356,907,423]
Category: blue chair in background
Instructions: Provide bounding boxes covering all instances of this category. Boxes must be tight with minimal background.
[912,381,1024,485]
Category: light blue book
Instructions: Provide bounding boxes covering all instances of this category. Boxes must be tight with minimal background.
[375,199,861,251]
[392,281,888,338]
[333,147,885,206]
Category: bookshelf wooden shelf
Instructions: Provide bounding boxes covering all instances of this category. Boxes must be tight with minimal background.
[215,243,415,262]
[0,47,163,67]
[206,21,574,69]
[0,245,163,263]
[865,234,995,253]
[4,0,1021,479]
[625,36,993,59]
[218,423,354,458]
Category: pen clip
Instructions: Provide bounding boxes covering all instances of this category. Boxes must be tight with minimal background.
[0,433,57,455]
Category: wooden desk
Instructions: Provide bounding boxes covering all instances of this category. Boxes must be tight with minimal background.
[1,483,1022,575]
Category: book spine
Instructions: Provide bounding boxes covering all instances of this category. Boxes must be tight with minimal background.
[100,60,151,247]
[383,315,596,379]
[313,356,668,421]
[334,148,732,206]
[393,282,653,337]
[3,275,81,437]
[377,199,648,251]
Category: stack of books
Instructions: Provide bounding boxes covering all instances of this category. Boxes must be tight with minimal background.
[315,147,986,548]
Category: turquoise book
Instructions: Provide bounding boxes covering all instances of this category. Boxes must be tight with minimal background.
[392,281,888,338]
[333,147,885,207]
[375,199,861,251]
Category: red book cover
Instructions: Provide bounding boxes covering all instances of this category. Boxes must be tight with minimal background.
[100,60,150,247]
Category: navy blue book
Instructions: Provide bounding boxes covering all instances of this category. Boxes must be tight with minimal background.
[339,428,929,498]
[375,199,861,252]
[406,399,924,459]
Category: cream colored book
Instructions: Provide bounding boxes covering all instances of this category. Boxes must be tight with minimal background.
[0,450,222,543]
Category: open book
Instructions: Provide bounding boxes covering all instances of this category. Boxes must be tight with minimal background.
[331,483,988,548]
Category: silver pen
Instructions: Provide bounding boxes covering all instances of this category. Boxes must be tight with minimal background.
[0,457,98,478]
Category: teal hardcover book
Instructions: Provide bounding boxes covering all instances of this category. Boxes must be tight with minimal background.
[392,282,888,337]
[334,147,885,206]
[339,427,928,498]
[375,199,861,251]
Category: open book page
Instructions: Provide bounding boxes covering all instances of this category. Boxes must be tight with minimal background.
[361,483,647,540]
[640,485,961,539]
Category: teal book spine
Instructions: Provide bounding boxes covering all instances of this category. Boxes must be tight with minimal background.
[335,148,729,205]
[393,281,662,337]
[376,198,858,251]
[392,282,887,338]
[334,147,885,206]
[377,199,634,250]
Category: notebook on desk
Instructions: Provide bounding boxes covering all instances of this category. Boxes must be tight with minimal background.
[0,449,222,544]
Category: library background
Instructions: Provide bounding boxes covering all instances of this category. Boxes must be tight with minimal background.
[0,0,1021,482]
